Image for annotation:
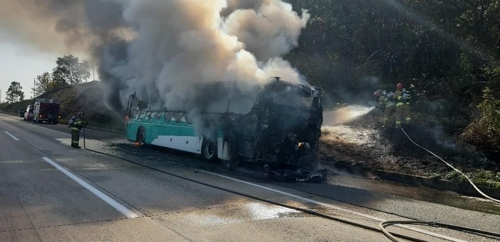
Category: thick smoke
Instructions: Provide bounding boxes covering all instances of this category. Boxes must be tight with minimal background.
[107,0,310,113]
[1,0,309,115]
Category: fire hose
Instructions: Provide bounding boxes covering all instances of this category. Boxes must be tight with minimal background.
[81,128,500,241]
[375,128,500,242]
[400,128,500,204]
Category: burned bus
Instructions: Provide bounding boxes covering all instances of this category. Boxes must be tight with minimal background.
[125,78,323,168]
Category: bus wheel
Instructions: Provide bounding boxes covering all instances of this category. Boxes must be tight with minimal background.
[137,127,147,148]
[202,139,217,161]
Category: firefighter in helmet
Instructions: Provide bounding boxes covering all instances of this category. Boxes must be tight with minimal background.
[383,91,396,127]
[394,83,411,128]
[374,90,384,110]
[69,112,88,148]
[374,90,395,127]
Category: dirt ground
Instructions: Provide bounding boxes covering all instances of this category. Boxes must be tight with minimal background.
[318,105,500,187]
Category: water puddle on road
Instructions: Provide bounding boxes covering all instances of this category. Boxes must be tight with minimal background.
[185,202,302,226]
[245,203,300,220]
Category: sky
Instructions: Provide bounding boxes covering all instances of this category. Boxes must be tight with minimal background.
[0,39,58,102]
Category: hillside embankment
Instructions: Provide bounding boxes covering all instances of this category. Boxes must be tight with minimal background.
[0,81,125,133]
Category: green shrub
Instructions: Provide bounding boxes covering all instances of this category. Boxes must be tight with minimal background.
[461,88,500,159]
[445,170,467,183]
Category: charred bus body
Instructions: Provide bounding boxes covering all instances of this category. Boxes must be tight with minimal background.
[125,78,323,168]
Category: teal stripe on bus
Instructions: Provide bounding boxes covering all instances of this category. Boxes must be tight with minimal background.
[126,118,224,144]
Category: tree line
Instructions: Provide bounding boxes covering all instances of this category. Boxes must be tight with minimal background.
[283,0,500,157]
[285,0,500,115]
[5,55,91,103]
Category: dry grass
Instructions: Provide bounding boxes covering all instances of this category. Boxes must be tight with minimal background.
[460,88,500,160]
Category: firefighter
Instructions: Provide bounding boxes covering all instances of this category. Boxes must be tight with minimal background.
[394,83,411,128]
[68,114,77,128]
[374,90,384,111]
[374,90,393,127]
[383,91,396,127]
[70,112,88,148]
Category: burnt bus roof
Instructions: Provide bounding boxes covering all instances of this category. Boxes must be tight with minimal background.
[263,79,316,97]
[131,78,319,113]
[193,78,315,97]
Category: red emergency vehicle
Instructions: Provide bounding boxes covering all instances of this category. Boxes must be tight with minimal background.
[32,99,61,124]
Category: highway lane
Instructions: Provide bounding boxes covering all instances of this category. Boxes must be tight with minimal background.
[0,115,400,241]
[1,113,127,143]
[0,116,190,241]
[1,113,499,241]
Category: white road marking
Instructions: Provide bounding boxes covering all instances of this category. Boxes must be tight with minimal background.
[41,157,139,219]
[5,131,20,141]
[199,170,465,242]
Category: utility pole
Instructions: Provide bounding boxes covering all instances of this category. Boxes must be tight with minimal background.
[92,61,96,82]
[32,77,36,98]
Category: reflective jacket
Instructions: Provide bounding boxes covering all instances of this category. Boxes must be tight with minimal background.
[395,90,411,106]
[70,118,86,131]
[385,95,396,107]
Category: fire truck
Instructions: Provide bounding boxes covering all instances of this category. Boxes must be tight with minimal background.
[32,99,61,124]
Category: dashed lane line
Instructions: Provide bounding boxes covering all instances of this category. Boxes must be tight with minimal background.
[41,157,140,219]
[4,131,20,141]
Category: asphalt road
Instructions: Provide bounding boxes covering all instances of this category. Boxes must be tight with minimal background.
[0,113,499,242]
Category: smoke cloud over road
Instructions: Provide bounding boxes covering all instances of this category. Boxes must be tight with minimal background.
[0,0,309,113]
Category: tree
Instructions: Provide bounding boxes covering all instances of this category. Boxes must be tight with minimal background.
[6,81,24,103]
[34,72,56,95]
[283,0,500,110]
[52,55,91,86]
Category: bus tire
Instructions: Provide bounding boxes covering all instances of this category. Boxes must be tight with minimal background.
[202,139,218,161]
[137,127,147,148]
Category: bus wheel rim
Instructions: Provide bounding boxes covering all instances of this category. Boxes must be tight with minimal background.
[204,142,214,159]
[139,130,145,146]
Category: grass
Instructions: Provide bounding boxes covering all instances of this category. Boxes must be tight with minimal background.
[428,173,442,181]
[471,170,500,188]
[444,170,500,188]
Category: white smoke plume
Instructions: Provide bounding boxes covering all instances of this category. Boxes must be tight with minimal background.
[1,0,310,115]
[109,0,310,112]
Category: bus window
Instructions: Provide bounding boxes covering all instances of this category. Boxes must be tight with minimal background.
[185,114,193,124]
[164,112,173,122]
[174,113,183,123]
